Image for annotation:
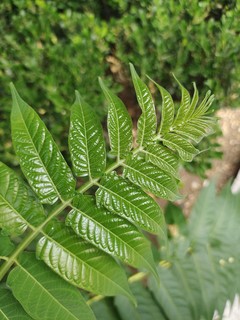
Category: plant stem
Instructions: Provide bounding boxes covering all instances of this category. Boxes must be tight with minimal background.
[0,154,141,280]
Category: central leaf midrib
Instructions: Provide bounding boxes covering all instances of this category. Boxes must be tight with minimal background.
[79,100,92,179]
[104,89,121,160]
[0,308,8,320]
[134,78,147,148]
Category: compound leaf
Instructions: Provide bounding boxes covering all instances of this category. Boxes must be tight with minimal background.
[7,252,95,320]
[69,91,106,179]
[10,84,75,205]
[66,195,158,278]
[36,222,135,303]
[96,172,166,236]
[0,162,45,235]
[99,79,132,160]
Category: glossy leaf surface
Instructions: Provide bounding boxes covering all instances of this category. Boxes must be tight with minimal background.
[11,84,75,204]
[96,172,166,236]
[143,144,179,177]
[0,288,31,320]
[7,252,95,320]
[162,133,199,162]
[155,83,174,134]
[99,79,132,159]
[69,91,106,178]
[130,64,157,147]
[0,162,45,235]
[66,195,157,277]
[173,76,191,126]
[36,222,135,303]
[124,156,180,201]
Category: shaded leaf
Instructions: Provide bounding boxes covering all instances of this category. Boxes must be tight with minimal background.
[10,84,75,204]
[149,265,192,320]
[161,133,199,162]
[36,222,135,303]
[99,79,132,159]
[0,288,31,320]
[69,91,106,179]
[115,282,166,320]
[96,172,166,236]
[7,252,95,320]
[123,156,180,201]
[66,195,158,277]
[0,234,15,257]
[130,64,157,147]
[0,162,45,235]
[91,299,121,320]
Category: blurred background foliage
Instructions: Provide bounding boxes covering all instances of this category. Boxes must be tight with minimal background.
[0,0,239,174]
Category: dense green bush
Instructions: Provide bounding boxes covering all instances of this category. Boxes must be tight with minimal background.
[111,0,240,106]
[0,1,116,166]
[0,0,239,173]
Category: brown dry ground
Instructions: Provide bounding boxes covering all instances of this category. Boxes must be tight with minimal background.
[178,108,240,216]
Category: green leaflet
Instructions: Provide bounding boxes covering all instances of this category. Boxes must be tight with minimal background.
[187,82,199,120]
[36,222,135,304]
[161,133,199,162]
[0,288,31,320]
[123,156,180,201]
[114,282,166,320]
[10,84,76,204]
[69,91,106,179]
[149,79,174,135]
[142,144,179,177]
[0,234,15,257]
[172,75,191,126]
[96,172,166,236]
[191,90,214,119]
[99,79,132,160]
[7,252,95,320]
[0,162,45,235]
[66,195,158,278]
[173,124,207,143]
[130,64,157,147]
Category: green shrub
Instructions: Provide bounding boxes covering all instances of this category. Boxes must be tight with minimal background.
[0,67,216,319]
[0,1,116,166]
